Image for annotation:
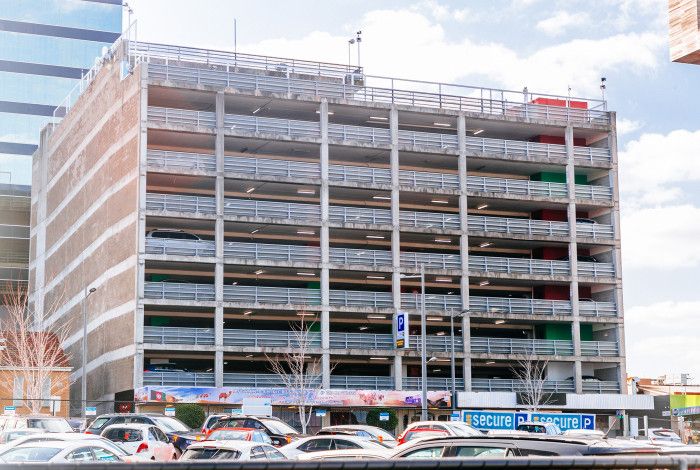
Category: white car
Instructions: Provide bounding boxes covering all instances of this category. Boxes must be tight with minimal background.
[181,440,286,461]
[101,423,177,461]
[0,440,124,463]
[296,448,390,460]
[0,432,131,459]
[280,435,390,459]
[398,420,481,444]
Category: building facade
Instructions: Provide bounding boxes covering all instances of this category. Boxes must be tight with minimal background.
[0,0,122,178]
[31,39,634,424]
[670,0,700,64]
[0,183,30,318]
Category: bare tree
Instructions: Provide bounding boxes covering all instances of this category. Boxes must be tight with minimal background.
[265,315,325,434]
[0,284,71,414]
[511,354,552,412]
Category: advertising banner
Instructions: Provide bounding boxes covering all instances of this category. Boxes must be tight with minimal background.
[462,410,595,431]
[135,386,451,408]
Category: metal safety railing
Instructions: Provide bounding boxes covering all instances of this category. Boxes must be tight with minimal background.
[143,371,215,387]
[581,340,620,356]
[329,205,392,225]
[329,375,394,390]
[143,326,215,345]
[330,164,392,185]
[330,247,392,267]
[472,378,575,393]
[148,106,216,127]
[470,256,570,276]
[223,241,321,263]
[226,155,320,178]
[147,106,612,165]
[139,44,612,126]
[575,184,614,201]
[576,221,615,240]
[222,329,322,348]
[399,209,461,230]
[582,380,621,393]
[145,192,216,214]
[469,215,568,237]
[403,377,465,390]
[147,149,216,172]
[0,224,30,239]
[578,261,615,278]
[223,198,321,220]
[223,373,321,388]
[471,337,575,356]
[145,238,216,257]
[144,282,618,317]
[401,252,462,270]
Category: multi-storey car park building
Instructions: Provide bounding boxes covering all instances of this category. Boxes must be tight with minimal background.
[30,39,652,427]
[0,183,30,317]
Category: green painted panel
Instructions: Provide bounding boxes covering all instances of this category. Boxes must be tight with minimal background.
[580,324,593,341]
[530,172,588,185]
[536,323,572,340]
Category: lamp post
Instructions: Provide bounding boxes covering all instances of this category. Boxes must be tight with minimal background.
[400,265,427,421]
[81,286,97,418]
[347,38,355,72]
[449,309,470,411]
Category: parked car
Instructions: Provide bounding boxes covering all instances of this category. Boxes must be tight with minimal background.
[397,420,481,444]
[144,363,188,373]
[0,440,124,463]
[0,432,133,460]
[389,435,660,458]
[101,423,177,461]
[557,254,599,263]
[647,428,683,445]
[516,421,562,435]
[280,435,389,459]
[86,413,195,455]
[0,429,42,444]
[208,415,300,447]
[576,218,597,224]
[316,425,397,447]
[398,428,449,445]
[0,415,74,433]
[206,427,272,445]
[146,229,201,240]
[181,440,286,461]
[201,414,227,434]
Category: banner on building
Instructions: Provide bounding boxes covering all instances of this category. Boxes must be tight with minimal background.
[461,410,595,431]
[135,386,451,408]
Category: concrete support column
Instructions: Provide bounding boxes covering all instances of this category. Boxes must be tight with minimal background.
[565,125,582,393]
[133,63,149,389]
[457,114,471,391]
[214,91,225,387]
[319,99,331,388]
[389,105,402,390]
[608,112,627,391]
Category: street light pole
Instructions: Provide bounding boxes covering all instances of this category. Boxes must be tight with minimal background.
[81,286,96,418]
[419,265,427,421]
[450,309,456,411]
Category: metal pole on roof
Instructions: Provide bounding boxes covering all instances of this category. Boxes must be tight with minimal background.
[234,18,237,56]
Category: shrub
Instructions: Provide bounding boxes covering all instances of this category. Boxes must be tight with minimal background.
[366,408,398,433]
[175,403,206,429]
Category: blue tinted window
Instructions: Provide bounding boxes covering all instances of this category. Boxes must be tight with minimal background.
[0,31,114,69]
[0,0,122,32]
[0,72,76,105]
[0,112,53,144]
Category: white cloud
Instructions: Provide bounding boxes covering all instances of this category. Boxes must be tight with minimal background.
[625,301,700,379]
[619,129,700,199]
[536,11,590,36]
[616,118,643,135]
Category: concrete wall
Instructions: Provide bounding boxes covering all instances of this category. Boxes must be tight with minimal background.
[29,54,141,406]
[670,0,700,64]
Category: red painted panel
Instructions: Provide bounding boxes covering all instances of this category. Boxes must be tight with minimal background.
[531,97,588,109]
[533,135,587,146]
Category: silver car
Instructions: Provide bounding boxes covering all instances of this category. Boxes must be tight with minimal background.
[0,440,124,463]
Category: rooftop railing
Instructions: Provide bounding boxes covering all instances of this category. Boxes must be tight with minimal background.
[148,107,612,165]
[134,41,610,125]
[472,378,575,393]
[471,337,575,356]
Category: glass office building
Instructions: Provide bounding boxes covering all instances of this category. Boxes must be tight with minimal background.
[0,0,123,184]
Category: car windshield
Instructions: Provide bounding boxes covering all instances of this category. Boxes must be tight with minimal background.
[152,417,189,433]
[369,429,396,442]
[1,446,62,462]
[446,422,480,436]
[183,448,240,460]
[208,430,249,441]
[88,417,110,430]
[260,419,298,435]
[26,419,73,433]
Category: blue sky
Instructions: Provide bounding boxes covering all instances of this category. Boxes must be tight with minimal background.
[9,0,700,380]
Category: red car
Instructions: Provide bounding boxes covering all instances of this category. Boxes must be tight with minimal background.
[397,427,449,445]
[205,427,273,445]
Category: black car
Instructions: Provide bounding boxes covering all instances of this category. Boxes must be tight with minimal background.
[208,415,301,447]
[86,413,198,455]
[390,435,660,458]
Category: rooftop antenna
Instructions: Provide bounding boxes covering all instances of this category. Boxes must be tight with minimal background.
[600,77,607,102]
[234,18,237,57]
[356,30,362,71]
[347,37,355,72]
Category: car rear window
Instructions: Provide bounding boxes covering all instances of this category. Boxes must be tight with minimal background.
[208,430,249,441]
[104,428,144,442]
[183,448,240,460]
[88,417,111,431]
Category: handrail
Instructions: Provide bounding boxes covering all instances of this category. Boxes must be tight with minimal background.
[472,378,575,393]
[471,337,575,356]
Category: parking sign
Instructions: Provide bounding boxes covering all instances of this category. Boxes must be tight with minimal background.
[395,311,409,348]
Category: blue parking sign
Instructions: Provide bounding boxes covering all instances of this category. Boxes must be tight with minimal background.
[396,311,409,348]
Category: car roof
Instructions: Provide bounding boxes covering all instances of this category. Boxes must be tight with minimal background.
[102,423,156,430]
[297,449,390,460]
[187,440,262,451]
[219,415,280,420]
[12,440,108,450]
[294,435,375,444]
[94,413,163,418]
[210,427,256,432]
[20,433,104,441]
